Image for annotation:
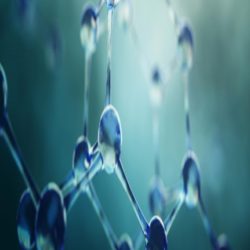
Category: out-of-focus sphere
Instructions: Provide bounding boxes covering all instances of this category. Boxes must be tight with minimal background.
[72,136,91,183]
[98,105,122,174]
[17,190,36,250]
[0,64,8,119]
[182,151,200,208]
[118,234,133,250]
[149,177,166,216]
[150,66,164,108]
[35,183,66,250]
[177,22,194,72]
[117,0,132,30]
[80,5,97,55]
[217,234,231,250]
[106,0,116,10]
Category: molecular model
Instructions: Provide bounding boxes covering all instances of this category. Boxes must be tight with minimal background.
[0,0,231,249]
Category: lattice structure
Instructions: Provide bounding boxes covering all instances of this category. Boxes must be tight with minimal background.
[0,0,231,249]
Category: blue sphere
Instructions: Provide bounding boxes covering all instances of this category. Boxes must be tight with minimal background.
[217,234,231,250]
[149,178,166,216]
[147,216,168,250]
[17,190,36,250]
[182,151,201,208]
[35,183,66,250]
[80,5,97,54]
[98,105,122,174]
[72,136,91,183]
[118,234,133,250]
[177,22,194,71]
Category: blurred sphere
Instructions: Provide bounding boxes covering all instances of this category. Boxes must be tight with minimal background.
[117,0,132,31]
[80,5,98,55]
[149,177,166,216]
[118,234,133,250]
[177,22,194,72]
[17,190,36,250]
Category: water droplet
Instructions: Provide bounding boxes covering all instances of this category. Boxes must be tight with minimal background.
[98,105,122,174]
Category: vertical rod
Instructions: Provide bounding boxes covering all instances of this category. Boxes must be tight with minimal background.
[183,72,192,150]
[83,53,91,137]
[106,8,113,105]
[152,110,160,177]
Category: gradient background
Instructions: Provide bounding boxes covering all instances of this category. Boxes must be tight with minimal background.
[0,0,249,249]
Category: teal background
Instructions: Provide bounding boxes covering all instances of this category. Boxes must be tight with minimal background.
[0,0,249,249]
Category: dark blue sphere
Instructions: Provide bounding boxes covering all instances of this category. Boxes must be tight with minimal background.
[178,23,193,48]
[147,216,168,250]
[17,190,36,250]
[151,66,161,84]
[35,183,66,250]
[118,234,133,250]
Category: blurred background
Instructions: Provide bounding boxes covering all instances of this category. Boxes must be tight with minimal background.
[0,0,249,249]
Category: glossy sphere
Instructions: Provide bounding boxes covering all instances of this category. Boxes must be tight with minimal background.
[118,234,133,250]
[182,151,200,208]
[98,105,122,174]
[149,177,166,216]
[17,0,34,22]
[217,234,231,250]
[17,190,36,250]
[72,136,91,183]
[0,64,7,120]
[147,216,168,250]
[80,5,97,55]
[178,22,194,72]
[117,0,132,30]
[35,183,66,250]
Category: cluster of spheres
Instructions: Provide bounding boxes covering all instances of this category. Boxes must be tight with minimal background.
[0,0,231,249]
